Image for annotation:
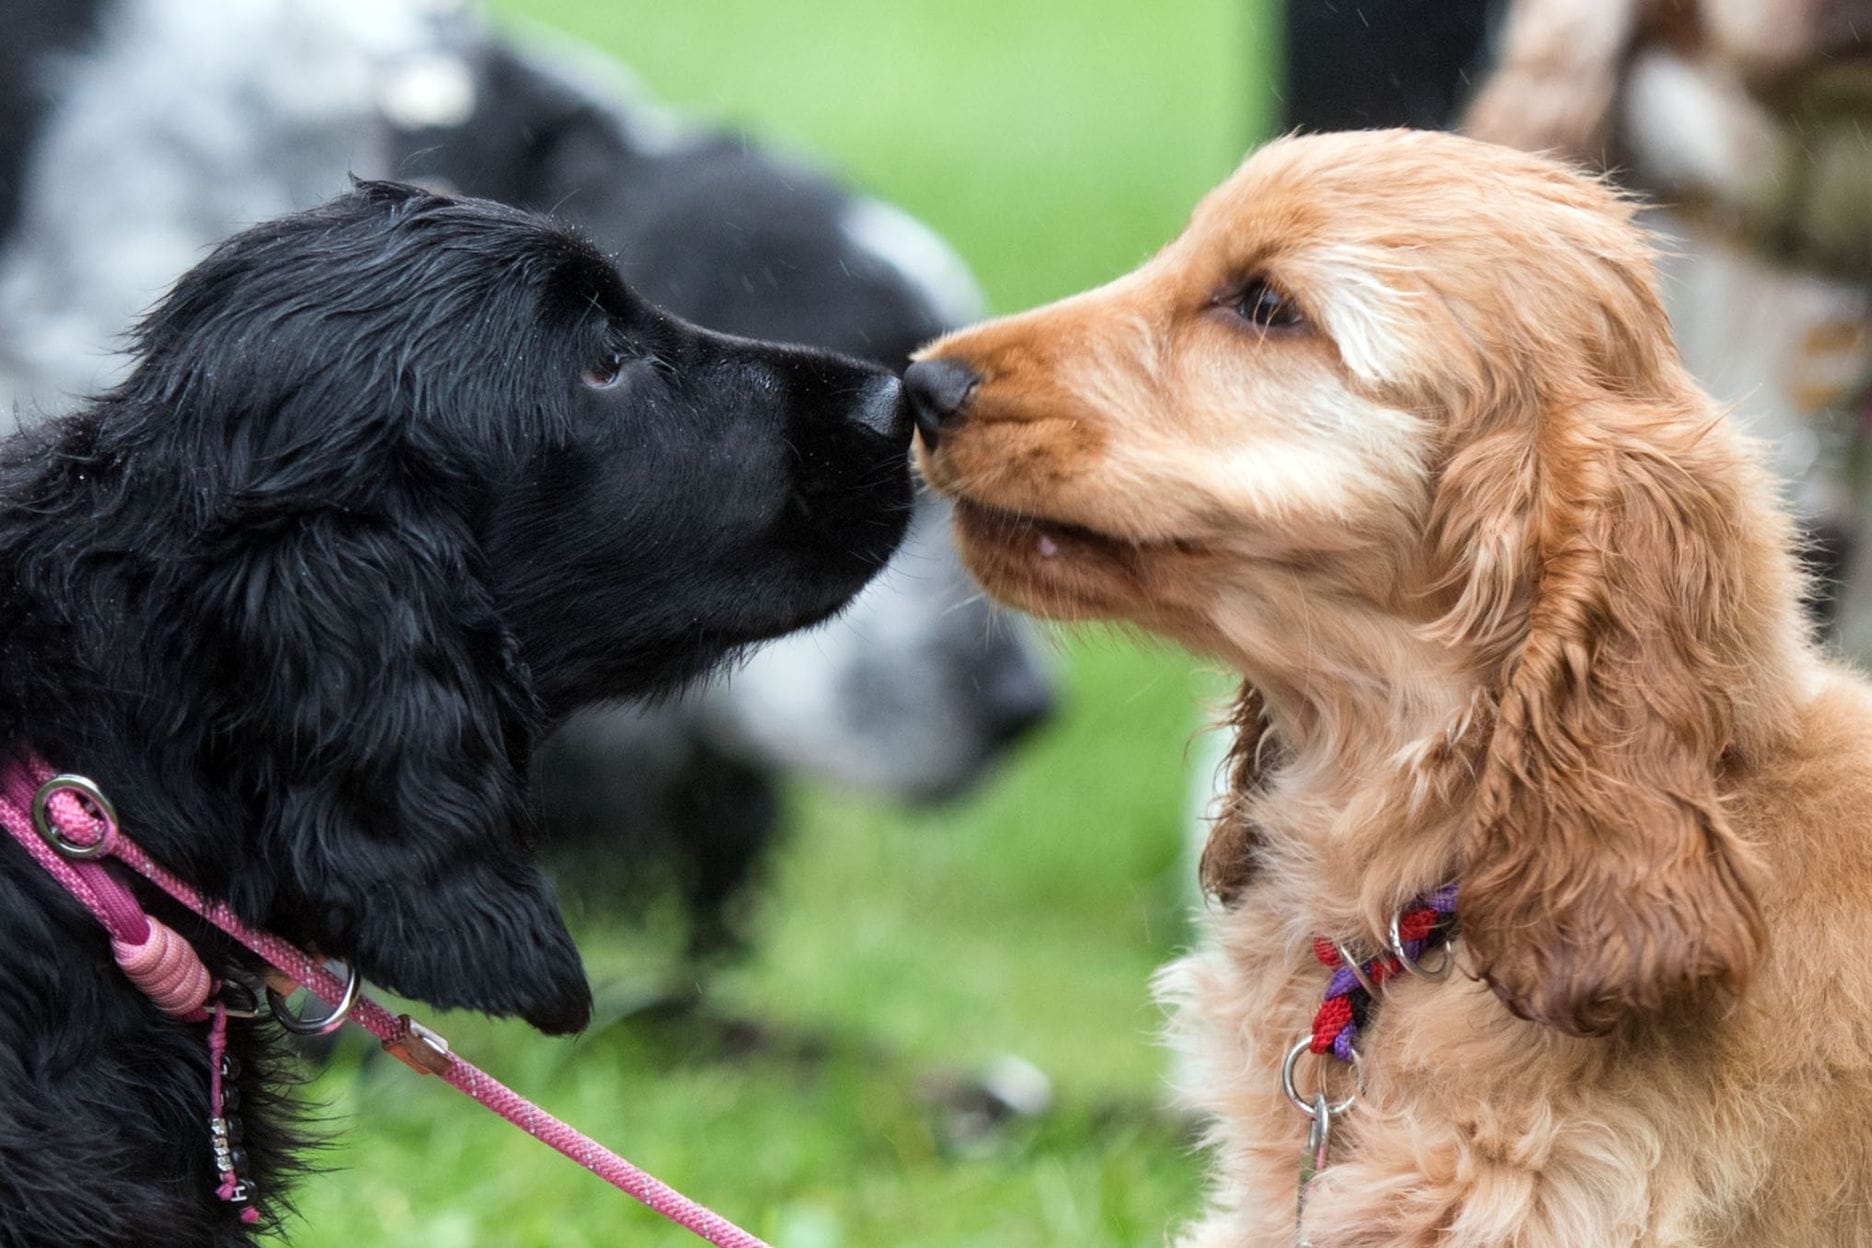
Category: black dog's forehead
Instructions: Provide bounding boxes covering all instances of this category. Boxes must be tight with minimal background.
[288,181,609,279]
[142,181,634,353]
[106,181,662,474]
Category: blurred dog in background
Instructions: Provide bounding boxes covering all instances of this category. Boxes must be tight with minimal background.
[1279,0,1493,132]
[1466,0,1872,643]
[0,0,1052,962]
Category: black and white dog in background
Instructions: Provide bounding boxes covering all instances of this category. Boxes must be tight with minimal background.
[0,0,1053,957]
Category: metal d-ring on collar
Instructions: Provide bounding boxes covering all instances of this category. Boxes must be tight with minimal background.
[1329,939,1379,995]
[1282,1036,1362,1119]
[267,962,361,1035]
[30,773,119,860]
[1388,904,1451,980]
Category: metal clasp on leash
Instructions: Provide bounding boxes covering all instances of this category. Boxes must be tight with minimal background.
[216,976,264,1021]
[30,773,118,859]
[1284,1040,1361,1248]
[383,1014,453,1076]
[264,963,360,1035]
[1296,1088,1331,1248]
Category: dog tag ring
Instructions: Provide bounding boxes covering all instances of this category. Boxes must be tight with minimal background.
[30,773,118,859]
[1281,1037,1360,1118]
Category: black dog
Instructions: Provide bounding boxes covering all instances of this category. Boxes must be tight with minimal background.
[0,0,1052,963]
[0,182,911,1246]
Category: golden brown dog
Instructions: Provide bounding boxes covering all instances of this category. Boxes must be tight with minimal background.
[908,129,1872,1246]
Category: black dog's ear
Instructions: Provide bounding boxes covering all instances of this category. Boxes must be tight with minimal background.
[203,514,591,1034]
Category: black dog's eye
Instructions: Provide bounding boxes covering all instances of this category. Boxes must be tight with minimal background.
[1226,280,1304,331]
[583,351,627,389]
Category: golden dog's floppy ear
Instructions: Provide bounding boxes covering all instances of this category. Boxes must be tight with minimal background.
[1432,400,1768,1037]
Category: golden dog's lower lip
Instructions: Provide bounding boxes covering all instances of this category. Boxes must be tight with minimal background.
[953,497,1128,560]
[949,496,1203,625]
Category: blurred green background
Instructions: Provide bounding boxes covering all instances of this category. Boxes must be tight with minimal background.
[287,2,1274,1243]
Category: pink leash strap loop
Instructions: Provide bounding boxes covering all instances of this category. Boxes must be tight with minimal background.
[2,757,773,1248]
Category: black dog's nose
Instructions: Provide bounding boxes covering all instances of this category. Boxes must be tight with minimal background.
[903,359,980,449]
[852,373,913,444]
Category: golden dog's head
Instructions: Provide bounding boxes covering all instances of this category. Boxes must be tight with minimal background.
[914,129,1805,1036]
[913,129,1683,662]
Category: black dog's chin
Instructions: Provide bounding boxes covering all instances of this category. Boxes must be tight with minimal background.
[778,437,917,617]
[527,997,594,1035]
[313,847,597,1036]
[355,912,595,1036]
[522,987,593,1035]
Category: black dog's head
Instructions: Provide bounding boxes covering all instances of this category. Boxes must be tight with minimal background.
[0,182,911,1032]
[135,181,913,708]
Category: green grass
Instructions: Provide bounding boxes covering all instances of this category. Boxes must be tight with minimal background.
[284,3,1271,1243]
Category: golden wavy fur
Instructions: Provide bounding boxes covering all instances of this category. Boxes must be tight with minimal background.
[914,129,1872,1245]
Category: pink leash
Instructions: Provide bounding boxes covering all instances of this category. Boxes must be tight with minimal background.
[0,754,772,1248]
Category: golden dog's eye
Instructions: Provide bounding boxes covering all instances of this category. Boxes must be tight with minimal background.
[583,351,627,389]
[1228,280,1303,331]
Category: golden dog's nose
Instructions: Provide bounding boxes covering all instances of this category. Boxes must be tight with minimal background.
[903,358,979,449]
